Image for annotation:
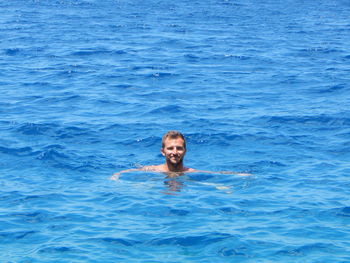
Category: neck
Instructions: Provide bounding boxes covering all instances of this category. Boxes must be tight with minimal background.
[165,160,185,172]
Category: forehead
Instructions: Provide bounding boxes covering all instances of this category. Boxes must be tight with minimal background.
[163,137,185,147]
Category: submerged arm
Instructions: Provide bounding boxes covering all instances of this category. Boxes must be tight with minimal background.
[189,169,251,176]
[186,170,251,192]
[110,168,142,180]
[110,165,160,180]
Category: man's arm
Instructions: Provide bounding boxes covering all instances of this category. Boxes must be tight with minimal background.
[110,167,250,180]
[110,168,142,180]
[110,165,162,180]
[188,169,251,176]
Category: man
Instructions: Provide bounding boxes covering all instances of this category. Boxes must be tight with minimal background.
[146,130,194,173]
[111,131,193,180]
[111,130,249,180]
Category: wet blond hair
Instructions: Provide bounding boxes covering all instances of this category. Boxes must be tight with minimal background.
[161,130,186,149]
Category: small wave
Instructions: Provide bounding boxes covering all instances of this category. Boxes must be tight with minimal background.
[148,105,184,115]
[218,206,245,215]
[336,206,350,217]
[149,232,234,246]
[16,122,57,136]
[0,146,36,157]
[9,211,53,223]
[21,82,50,88]
[184,53,200,62]
[16,193,68,204]
[186,132,242,146]
[36,146,68,161]
[168,208,190,216]
[94,237,141,246]
[38,246,84,254]
[298,47,341,55]
[121,136,159,147]
[216,54,252,60]
[217,247,247,257]
[251,160,286,168]
[147,72,179,79]
[0,230,38,240]
[56,125,97,139]
[71,49,127,57]
[313,84,348,94]
[4,48,22,56]
[50,94,84,103]
[113,84,134,89]
[99,123,126,132]
[252,114,350,127]
[276,242,337,256]
[131,65,170,71]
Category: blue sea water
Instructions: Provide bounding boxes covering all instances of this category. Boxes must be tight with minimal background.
[1,0,350,262]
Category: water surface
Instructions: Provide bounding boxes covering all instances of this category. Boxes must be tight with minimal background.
[1,0,350,262]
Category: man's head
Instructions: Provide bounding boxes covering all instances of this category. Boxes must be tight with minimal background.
[161,130,186,149]
[161,131,186,166]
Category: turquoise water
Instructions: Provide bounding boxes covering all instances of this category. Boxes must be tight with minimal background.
[1,0,350,262]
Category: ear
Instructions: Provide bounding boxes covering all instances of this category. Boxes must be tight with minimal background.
[161,148,165,156]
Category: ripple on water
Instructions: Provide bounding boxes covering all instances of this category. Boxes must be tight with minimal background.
[0,146,36,157]
[70,49,127,57]
[4,48,22,56]
[336,206,350,217]
[275,242,342,258]
[147,105,185,115]
[149,232,235,247]
[313,84,348,94]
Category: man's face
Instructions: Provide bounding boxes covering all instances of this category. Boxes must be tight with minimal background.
[161,137,186,165]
